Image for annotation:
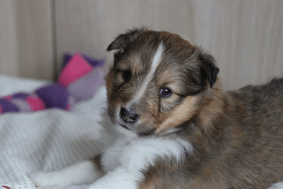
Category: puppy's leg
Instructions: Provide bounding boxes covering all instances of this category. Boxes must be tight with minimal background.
[29,156,104,188]
[87,166,138,189]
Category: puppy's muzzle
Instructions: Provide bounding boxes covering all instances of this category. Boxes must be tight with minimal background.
[119,107,140,124]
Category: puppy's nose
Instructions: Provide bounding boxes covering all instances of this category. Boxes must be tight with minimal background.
[120,107,140,124]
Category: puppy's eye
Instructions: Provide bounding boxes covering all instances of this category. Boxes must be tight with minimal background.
[159,87,173,98]
[122,70,132,81]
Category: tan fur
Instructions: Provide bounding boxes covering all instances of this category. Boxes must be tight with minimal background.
[105,67,114,99]
[197,79,225,132]
[155,95,199,134]
[92,155,104,173]
[156,78,223,134]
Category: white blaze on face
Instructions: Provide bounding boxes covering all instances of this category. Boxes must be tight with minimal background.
[131,43,164,105]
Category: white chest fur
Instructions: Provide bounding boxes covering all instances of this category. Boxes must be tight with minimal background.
[100,131,193,184]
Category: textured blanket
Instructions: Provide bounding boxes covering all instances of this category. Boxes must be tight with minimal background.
[0,75,110,189]
[0,75,282,189]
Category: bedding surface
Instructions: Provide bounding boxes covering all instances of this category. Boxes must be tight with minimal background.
[0,74,282,189]
[0,75,110,189]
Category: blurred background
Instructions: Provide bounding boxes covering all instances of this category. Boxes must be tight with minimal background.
[0,0,282,90]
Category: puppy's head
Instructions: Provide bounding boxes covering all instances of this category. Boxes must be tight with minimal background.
[106,28,219,136]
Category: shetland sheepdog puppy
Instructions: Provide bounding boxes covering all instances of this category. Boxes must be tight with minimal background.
[29,28,283,189]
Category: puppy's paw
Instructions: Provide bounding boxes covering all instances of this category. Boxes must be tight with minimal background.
[28,171,68,188]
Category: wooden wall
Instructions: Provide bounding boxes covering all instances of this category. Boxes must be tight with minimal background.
[0,0,282,90]
[0,0,54,80]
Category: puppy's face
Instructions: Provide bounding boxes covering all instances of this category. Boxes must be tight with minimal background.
[106,28,219,136]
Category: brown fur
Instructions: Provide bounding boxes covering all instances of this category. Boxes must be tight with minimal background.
[106,28,283,188]
[92,155,104,173]
[156,95,199,133]
[137,78,283,189]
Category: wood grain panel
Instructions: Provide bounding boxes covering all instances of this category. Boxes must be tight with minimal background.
[192,0,283,90]
[54,0,283,90]
[0,0,54,80]
[0,0,19,76]
[54,0,195,74]
[1,0,281,87]
[17,0,55,80]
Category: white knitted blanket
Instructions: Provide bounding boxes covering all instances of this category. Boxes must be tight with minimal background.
[0,75,282,189]
[0,75,110,189]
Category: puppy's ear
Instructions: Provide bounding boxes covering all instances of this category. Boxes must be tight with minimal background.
[107,27,148,52]
[199,52,219,88]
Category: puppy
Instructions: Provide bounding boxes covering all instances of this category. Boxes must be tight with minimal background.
[29,28,283,189]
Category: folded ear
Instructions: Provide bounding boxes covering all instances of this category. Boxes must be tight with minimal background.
[107,27,148,52]
[199,52,219,88]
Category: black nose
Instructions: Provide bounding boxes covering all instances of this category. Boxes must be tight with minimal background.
[120,107,140,124]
